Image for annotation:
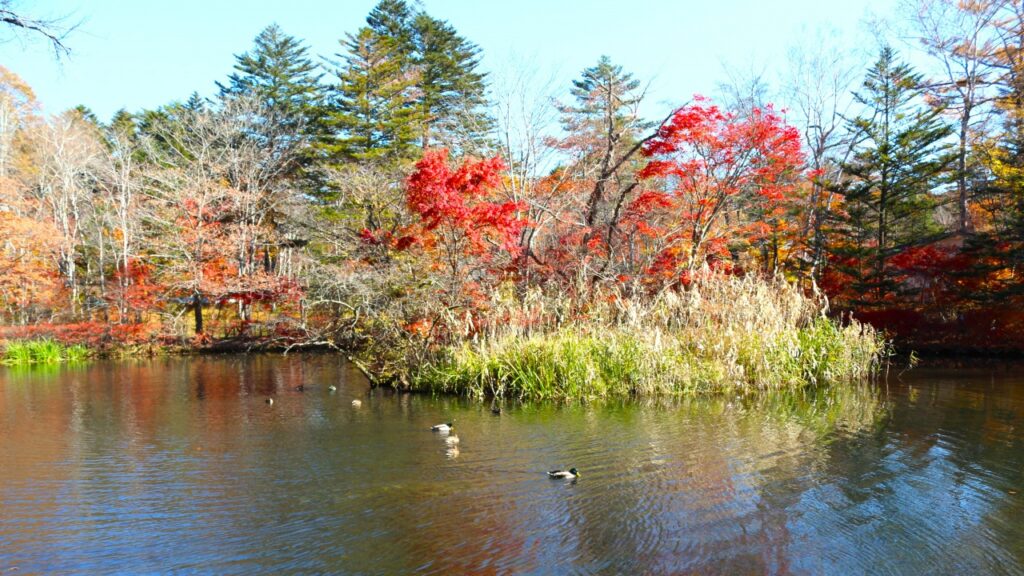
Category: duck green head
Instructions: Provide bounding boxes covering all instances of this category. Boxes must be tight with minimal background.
[569,468,579,476]
[447,421,454,427]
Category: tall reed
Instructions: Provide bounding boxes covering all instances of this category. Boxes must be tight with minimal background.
[410,275,886,401]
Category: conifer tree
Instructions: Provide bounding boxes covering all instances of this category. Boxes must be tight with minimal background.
[559,56,650,229]
[324,26,422,164]
[411,13,490,150]
[352,0,491,152]
[217,24,323,140]
[829,47,953,303]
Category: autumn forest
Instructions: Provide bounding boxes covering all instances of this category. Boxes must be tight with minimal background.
[3,0,1024,392]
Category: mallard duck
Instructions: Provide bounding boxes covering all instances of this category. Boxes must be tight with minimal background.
[351,399,362,407]
[547,468,579,479]
[445,434,460,445]
[328,384,337,392]
[265,397,274,405]
[431,422,454,432]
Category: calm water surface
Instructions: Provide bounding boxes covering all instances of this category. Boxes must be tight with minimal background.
[1,355,1024,575]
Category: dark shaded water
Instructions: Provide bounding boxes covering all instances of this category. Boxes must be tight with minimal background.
[1,356,1023,575]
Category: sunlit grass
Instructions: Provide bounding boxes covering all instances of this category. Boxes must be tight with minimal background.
[0,339,93,366]
[409,275,887,401]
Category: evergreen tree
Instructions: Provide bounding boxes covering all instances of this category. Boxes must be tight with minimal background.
[324,26,422,164]
[71,104,99,126]
[558,55,650,228]
[108,109,137,136]
[217,24,323,139]
[411,13,490,150]
[357,0,491,151]
[829,47,953,303]
[366,0,415,52]
[182,92,207,113]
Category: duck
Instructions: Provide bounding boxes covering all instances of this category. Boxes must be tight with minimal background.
[445,434,460,446]
[351,399,362,407]
[265,397,274,405]
[431,421,454,433]
[547,468,580,479]
[490,405,501,415]
[328,384,337,392]
[293,385,305,392]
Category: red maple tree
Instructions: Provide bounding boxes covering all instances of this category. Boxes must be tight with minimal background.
[634,97,806,285]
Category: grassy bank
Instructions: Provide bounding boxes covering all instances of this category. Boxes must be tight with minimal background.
[406,276,886,401]
[0,339,90,366]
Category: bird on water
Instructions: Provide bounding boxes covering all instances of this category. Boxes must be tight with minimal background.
[548,468,580,479]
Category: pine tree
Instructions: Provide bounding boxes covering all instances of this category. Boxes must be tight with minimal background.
[829,47,953,303]
[558,56,650,229]
[358,0,491,151]
[411,13,490,150]
[366,0,415,52]
[324,26,422,164]
[108,109,136,136]
[217,24,323,138]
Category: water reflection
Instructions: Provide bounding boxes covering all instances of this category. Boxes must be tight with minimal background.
[1,357,1023,574]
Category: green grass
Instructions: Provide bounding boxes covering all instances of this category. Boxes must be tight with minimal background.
[404,276,887,402]
[0,339,92,366]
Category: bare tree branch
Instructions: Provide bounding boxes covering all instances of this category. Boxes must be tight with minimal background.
[0,1,78,58]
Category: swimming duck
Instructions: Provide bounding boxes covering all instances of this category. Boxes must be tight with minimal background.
[547,468,580,479]
[293,385,305,392]
[351,399,362,407]
[431,422,454,432]
[328,384,337,392]
[265,397,274,405]
[490,405,501,415]
[445,434,460,445]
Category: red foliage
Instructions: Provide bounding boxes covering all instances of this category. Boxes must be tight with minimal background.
[407,149,526,256]
[0,321,159,348]
[632,96,806,283]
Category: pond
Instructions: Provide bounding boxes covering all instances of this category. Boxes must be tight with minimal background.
[1,355,1023,574]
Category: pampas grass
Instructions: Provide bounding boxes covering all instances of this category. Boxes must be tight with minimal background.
[411,275,886,401]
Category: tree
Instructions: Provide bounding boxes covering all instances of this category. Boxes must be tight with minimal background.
[829,47,954,304]
[406,149,524,285]
[781,31,862,281]
[30,109,104,314]
[0,64,37,182]
[324,26,422,164]
[410,13,490,150]
[97,116,146,323]
[0,209,60,323]
[217,24,323,141]
[966,2,1024,301]
[551,56,655,284]
[909,0,1004,233]
[364,0,491,150]
[636,97,805,285]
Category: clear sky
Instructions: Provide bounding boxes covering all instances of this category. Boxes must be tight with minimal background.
[3,0,900,121]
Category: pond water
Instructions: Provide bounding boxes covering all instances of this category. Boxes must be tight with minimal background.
[1,355,1023,575]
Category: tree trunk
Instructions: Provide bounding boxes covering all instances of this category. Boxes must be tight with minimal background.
[193,293,204,335]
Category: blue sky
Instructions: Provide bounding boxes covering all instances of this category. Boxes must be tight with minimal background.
[3,0,900,121]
